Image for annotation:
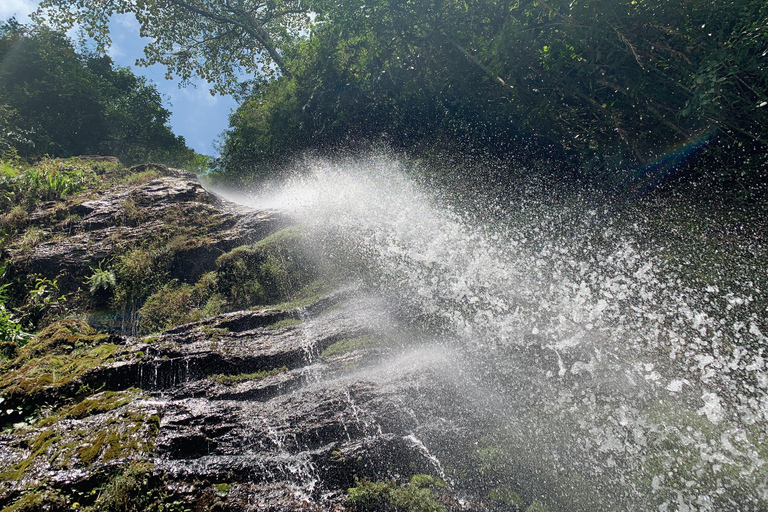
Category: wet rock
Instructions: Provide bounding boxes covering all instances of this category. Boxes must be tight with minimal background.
[5,166,291,294]
[0,289,483,511]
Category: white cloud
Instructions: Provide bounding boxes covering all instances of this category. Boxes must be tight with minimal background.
[107,41,126,59]
[0,0,37,21]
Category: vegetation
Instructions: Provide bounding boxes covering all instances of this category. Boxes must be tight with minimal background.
[0,460,190,512]
[320,335,381,360]
[347,474,447,512]
[209,366,288,385]
[219,0,767,199]
[0,320,118,420]
[0,19,203,168]
[215,227,318,310]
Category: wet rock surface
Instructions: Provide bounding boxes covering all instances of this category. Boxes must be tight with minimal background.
[0,290,483,511]
[0,164,488,511]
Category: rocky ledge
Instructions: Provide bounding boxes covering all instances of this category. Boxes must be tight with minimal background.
[0,163,491,512]
[0,289,486,511]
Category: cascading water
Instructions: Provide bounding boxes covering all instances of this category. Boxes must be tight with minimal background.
[218,154,767,511]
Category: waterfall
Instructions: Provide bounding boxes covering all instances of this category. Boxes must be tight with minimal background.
[219,154,768,511]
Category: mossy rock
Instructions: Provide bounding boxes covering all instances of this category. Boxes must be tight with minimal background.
[1,399,159,481]
[0,320,122,417]
[14,319,110,361]
[215,226,318,309]
[347,474,448,512]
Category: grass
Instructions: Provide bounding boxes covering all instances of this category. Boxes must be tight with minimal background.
[208,366,288,385]
[266,317,303,329]
[320,335,380,359]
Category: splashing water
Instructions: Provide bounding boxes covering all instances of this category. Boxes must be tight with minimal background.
[221,154,768,511]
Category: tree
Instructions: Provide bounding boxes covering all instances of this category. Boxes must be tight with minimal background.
[34,0,312,94]
[215,0,768,196]
[0,20,196,166]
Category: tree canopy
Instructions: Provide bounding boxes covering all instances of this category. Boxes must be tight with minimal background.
[0,20,197,166]
[213,0,768,196]
[34,0,311,93]
[33,0,768,197]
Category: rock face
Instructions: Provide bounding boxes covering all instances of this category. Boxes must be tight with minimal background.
[0,290,481,511]
[0,164,484,512]
[6,165,289,295]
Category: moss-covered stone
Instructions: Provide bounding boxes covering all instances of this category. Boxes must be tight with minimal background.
[1,398,159,482]
[347,474,448,512]
[0,320,121,418]
[0,486,69,512]
[215,226,318,310]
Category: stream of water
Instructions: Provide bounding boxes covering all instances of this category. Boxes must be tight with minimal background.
[220,154,767,511]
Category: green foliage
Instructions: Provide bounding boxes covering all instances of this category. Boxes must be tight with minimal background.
[83,461,191,512]
[320,335,380,359]
[87,263,117,294]
[347,474,447,512]
[209,366,288,385]
[137,276,222,334]
[266,317,302,329]
[35,0,311,92]
[212,0,768,196]
[0,159,92,212]
[0,319,118,421]
[215,227,317,309]
[488,485,523,507]
[0,263,29,346]
[0,20,199,167]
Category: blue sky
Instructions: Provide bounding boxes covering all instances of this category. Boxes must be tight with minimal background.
[1,1,239,156]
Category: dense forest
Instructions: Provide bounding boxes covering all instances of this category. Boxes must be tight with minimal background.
[0,20,204,169]
[3,0,767,203]
[215,0,768,193]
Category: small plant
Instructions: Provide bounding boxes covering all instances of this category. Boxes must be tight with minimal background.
[20,161,87,201]
[87,263,117,294]
[0,263,29,345]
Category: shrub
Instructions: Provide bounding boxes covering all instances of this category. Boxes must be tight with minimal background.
[348,475,447,512]
[215,227,317,309]
[137,273,222,333]
[138,283,198,333]
[0,205,27,233]
[87,264,117,294]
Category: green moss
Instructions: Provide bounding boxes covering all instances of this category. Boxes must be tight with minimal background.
[266,317,303,329]
[525,501,551,512]
[1,486,68,512]
[0,428,60,480]
[78,429,108,465]
[268,279,328,310]
[214,483,231,496]
[209,366,288,385]
[215,227,318,310]
[489,485,524,506]
[0,320,121,414]
[347,474,447,512]
[137,272,223,334]
[63,390,139,420]
[120,168,164,186]
[320,335,380,359]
